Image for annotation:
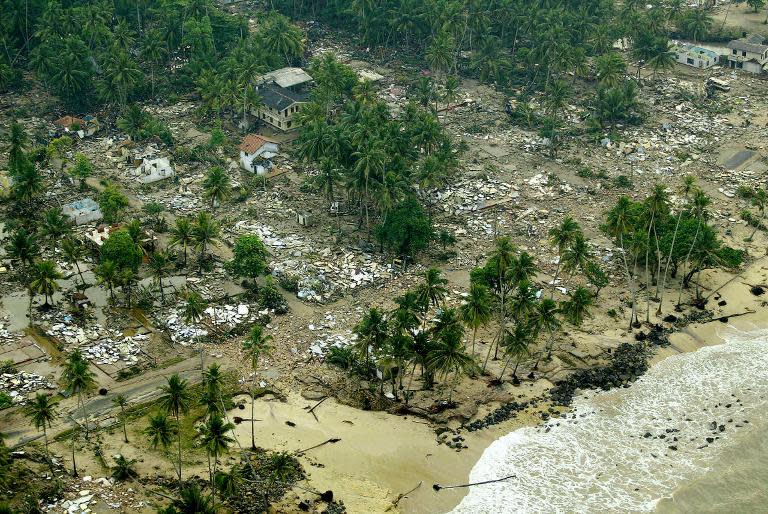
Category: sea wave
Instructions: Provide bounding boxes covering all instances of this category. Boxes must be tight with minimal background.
[451,328,768,514]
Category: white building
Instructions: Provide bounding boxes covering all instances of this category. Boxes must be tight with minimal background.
[239,135,280,175]
[135,157,174,184]
[727,35,768,74]
[62,198,103,225]
[252,67,313,132]
[673,43,718,69]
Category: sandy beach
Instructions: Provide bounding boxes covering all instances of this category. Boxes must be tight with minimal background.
[236,256,768,514]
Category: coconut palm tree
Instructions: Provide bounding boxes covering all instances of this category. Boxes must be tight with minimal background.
[416,268,448,310]
[426,332,475,402]
[144,411,177,478]
[61,238,87,288]
[111,455,138,481]
[562,232,591,280]
[24,393,59,464]
[112,394,129,443]
[499,323,532,383]
[192,211,220,268]
[561,287,594,326]
[173,484,215,514]
[30,260,63,307]
[39,207,73,242]
[605,196,639,329]
[644,184,670,321]
[484,236,517,370]
[658,175,697,315]
[94,260,119,302]
[460,283,492,355]
[200,363,225,418]
[677,189,711,306]
[202,167,231,210]
[532,298,561,362]
[548,216,580,297]
[148,251,172,304]
[5,228,39,272]
[200,415,235,510]
[62,350,96,438]
[242,325,272,450]
[183,291,208,325]
[158,373,191,485]
[170,217,194,268]
[354,307,388,372]
[594,52,626,87]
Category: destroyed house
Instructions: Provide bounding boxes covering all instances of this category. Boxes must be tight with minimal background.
[727,35,768,74]
[673,44,718,69]
[62,198,103,225]
[239,134,279,175]
[259,67,313,90]
[54,115,99,136]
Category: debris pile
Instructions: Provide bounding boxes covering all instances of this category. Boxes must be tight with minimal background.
[0,370,55,404]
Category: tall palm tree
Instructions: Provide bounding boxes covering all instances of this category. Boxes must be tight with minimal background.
[354,307,388,372]
[677,189,711,306]
[644,184,670,321]
[605,196,639,329]
[170,217,194,268]
[144,412,177,476]
[533,298,561,362]
[561,287,594,326]
[94,260,119,302]
[30,260,62,307]
[140,33,167,97]
[5,228,39,272]
[658,175,696,315]
[24,393,59,463]
[112,394,129,443]
[148,251,172,304]
[549,216,580,297]
[62,350,96,437]
[158,373,191,485]
[748,187,767,240]
[426,332,476,402]
[416,268,448,310]
[202,167,231,210]
[594,52,626,87]
[200,415,235,511]
[39,208,73,242]
[61,238,87,288]
[242,325,272,450]
[200,363,225,418]
[192,211,220,268]
[173,484,215,514]
[499,323,532,383]
[562,232,591,280]
[484,236,517,370]
[460,283,493,355]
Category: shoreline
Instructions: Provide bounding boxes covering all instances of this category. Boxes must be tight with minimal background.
[256,259,768,514]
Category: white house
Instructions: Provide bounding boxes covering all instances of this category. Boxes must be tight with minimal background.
[135,156,174,183]
[62,198,103,225]
[239,135,280,174]
[727,35,768,74]
[673,43,718,69]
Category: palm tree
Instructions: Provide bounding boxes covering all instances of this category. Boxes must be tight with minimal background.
[62,350,96,438]
[94,260,119,302]
[111,455,138,481]
[202,167,231,210]
[148,251,172,304]
[173,484,215,514]
[183,291,208,325]
[426,29,455,79]
[562,232,591,280]
[595,52,626,88]
[200,415,235,510]
[549,217,581,297]
[5,228,39,272]
[144,412,177,478]
[658,176,696,315]
[354,307,388,372]
[242,325,273,450]
[416,268,448,310]
[678,189,711,306]
[678,8,712,43]
[427,330,476,402]
[460,283,493,355]
[8,121,29,170]
[500,323,532,383]
[170,217,194,268]
[192,211,220,268]
[24,393,59,463]
[30,260,62,307]
[484,236,516,370]
[200,363,225,418]
[158,373,191,485]
[533,298,561,362]
[261,12,304,65]
[112,394,129,443]
[61,238,87,288]
[605,196,639,329]
[748,187,767,240]
[40,207,72,242]
[141,33,167,97]
[647,40,676,80]
[561,287,595,326]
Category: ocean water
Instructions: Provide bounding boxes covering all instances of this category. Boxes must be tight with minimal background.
[451,328,768,514]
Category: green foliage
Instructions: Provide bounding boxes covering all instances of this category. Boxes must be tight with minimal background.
[326,346,356,369]
[46,136,73,160]
[613,175,633,188]
[100,230,142,271]
[584,260,609,295]
[0,392,12,410]
[98,184,130,223]
[117,105,173,146]
[375,198,434,260]
[258,277,288,314]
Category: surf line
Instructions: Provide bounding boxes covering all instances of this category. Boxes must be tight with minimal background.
[433,475,517,491]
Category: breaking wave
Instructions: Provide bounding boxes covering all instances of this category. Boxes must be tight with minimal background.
[451,327,768,514]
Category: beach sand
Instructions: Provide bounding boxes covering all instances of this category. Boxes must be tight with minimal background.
[231,256,768,514]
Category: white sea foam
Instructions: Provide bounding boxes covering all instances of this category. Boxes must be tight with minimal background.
[451,328,768,514]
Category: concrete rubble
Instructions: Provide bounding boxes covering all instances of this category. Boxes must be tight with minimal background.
[0,370,55,404]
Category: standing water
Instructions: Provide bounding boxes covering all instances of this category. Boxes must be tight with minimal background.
[451,328,768,513]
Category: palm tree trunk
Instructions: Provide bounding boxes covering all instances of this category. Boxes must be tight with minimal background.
[618,233,637,330]
[550,259,561,299]
[677,219,701,306]
[176,413,183,485]
[71,429,78,477]
[121,405,128,443]
[251,379,256,450]
[658,209,684,315]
